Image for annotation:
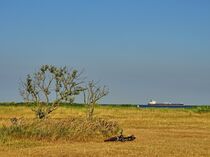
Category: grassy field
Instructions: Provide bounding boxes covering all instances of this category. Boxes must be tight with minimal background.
[0,105,210,157]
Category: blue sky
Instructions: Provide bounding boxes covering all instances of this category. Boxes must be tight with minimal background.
[0,0,210,104]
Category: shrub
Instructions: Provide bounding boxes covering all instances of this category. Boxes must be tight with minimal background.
[0,117,121,142]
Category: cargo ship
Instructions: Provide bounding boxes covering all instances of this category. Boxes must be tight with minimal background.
[148,100,184,106]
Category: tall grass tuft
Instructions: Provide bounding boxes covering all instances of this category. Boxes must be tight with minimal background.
[0,117,121,143]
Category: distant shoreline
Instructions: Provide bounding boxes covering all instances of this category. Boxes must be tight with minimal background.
[0,102,209,108]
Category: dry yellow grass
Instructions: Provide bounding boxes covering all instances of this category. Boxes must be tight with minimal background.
[0,106,210,157]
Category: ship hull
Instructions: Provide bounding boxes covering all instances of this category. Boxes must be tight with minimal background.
[148,103,184,106]
[138,104,192,108]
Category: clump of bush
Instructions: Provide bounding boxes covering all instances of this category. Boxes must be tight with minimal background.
[0,117,121,142]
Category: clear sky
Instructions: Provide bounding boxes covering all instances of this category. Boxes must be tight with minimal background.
[0,0,210,105]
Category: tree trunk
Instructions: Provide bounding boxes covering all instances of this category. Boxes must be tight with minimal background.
[87,103,95,120]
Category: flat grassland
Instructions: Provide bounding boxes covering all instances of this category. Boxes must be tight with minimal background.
[0,105,210,157]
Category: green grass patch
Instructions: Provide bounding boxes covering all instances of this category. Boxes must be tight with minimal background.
[190,106,210,113]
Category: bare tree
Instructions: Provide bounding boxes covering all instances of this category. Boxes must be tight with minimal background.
[83,80,109,120]
[20,65,85,119]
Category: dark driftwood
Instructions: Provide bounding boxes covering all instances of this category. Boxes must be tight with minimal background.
[104,135,136,142]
